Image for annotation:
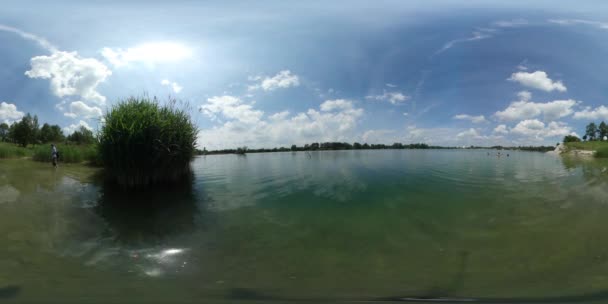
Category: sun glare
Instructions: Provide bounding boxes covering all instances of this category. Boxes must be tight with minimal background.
[101,42,193,67]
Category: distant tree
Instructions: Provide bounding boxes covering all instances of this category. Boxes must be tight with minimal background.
[12,113,39,147]
[583,135,588,141]
[0,123,8,142]
[362,143,370,149]
[563,135,581,143]
[600,121,608,140]
[290,144,297,151]
[586,122,598,141]
[67,126,95,144]
[310,142,319,150]
[353,142,362,149]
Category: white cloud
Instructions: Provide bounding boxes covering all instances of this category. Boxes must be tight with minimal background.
[63,120,92,135]
[25,51,112,105]
[511,119,571,139]
[198,98,364,150]
[160,79,183,93]
[365,91,409,105]
[517,90,532,101]
[517,65,528,71]
[63,101,102,119]
[248,70,300,91]
[493,19,528,27]
[457,128,487,139]
[573,105,608,120]
[0,102,24,124]
[453,114,487,123]
[436,28,493,54]
[508,71,566,92]
[493,124,509,134]
[494,99,577,121]
[200,95,263,124]
[403,112,409,116]
[320,99,354,111]
[0,24,58,52]
[386,83,397,88]
[101,42,192,67]
[362,129,395,143]
[548,19,608,30]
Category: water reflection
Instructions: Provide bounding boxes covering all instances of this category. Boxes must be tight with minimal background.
[94,173,204,244]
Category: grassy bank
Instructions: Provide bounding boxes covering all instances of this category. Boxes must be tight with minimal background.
[32,144,99,164]
[564,141,608,158]
[0,142,99,164]
[0,142,34,158]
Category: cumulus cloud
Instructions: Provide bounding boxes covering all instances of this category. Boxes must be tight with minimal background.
[453,114,487,123]
[573,105,608,120]
[494,99,578,121]
[199,95,263,124]
[517,90,532,101]
[320,99,354,111]
[161,79,183,93]
[365,91,409,105]
[457,128,483,139]
[101,42,192,67]
[511,119,571,139]
[0,102,24,124]
[25,51,112,105]
[508,71,566,92]
[63,120,92,135]
[493,124,509,134]
[197,97,364,150]
[63,101,102,119]
[248,70,300,91]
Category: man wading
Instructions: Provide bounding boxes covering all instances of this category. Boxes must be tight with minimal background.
[51,144,59,167]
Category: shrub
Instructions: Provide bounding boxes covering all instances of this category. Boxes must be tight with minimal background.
[595,146,608,158]
[98,96,197,187]
[0,143,29,158]
[563,135,581,143]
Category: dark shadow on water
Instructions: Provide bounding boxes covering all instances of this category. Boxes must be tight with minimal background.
[0,285,20,299]
[94,172,209,244]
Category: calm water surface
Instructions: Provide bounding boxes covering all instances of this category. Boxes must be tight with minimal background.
[2,150,608,303]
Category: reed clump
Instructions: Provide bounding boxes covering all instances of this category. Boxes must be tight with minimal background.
[98,96,197,188]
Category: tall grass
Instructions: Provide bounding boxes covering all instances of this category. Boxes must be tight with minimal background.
[98,96,197,187]
[595,146,608,158]
[0,142,31,158]
[32,144,98,164]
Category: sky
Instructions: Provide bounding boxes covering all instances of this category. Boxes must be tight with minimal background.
[2,0,608,149]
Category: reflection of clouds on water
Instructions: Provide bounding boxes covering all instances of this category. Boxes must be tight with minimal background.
[0,185,19,204]
[196,152,369,210]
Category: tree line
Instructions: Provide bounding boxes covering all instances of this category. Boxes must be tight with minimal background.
[199,142,446,155]
[0,113,95,147]
[562,121,608,143]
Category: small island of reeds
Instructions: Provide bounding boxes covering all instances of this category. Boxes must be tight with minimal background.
[98,96,197,188]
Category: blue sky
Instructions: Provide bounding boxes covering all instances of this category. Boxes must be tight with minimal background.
[2,1,608,149]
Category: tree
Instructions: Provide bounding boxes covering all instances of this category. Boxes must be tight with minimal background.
[353,142,362,149]
[0,123,8,142]
[586,122,598,141]
[39,123,64,143]
[583,135,588,141]
[12,113,38,147]
[563,135,581,143]
[290,144,297,151]
[67,126,95,144]
[600,121,608,140]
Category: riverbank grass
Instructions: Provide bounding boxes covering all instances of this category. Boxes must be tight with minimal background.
[99,96,197,188]
[565,141,608,158]
[32,144,99,164]
[0,142,33,158]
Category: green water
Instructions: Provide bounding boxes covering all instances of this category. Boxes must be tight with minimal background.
[2,150,608,303]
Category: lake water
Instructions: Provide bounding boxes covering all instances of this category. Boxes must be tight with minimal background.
[2,150,608,303]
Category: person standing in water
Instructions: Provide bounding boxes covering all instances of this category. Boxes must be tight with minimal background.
[51,144,58,167]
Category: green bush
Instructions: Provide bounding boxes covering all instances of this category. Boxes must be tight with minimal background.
[595,146,608,158]
[98,96,197,187]
[32,144,98,164]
